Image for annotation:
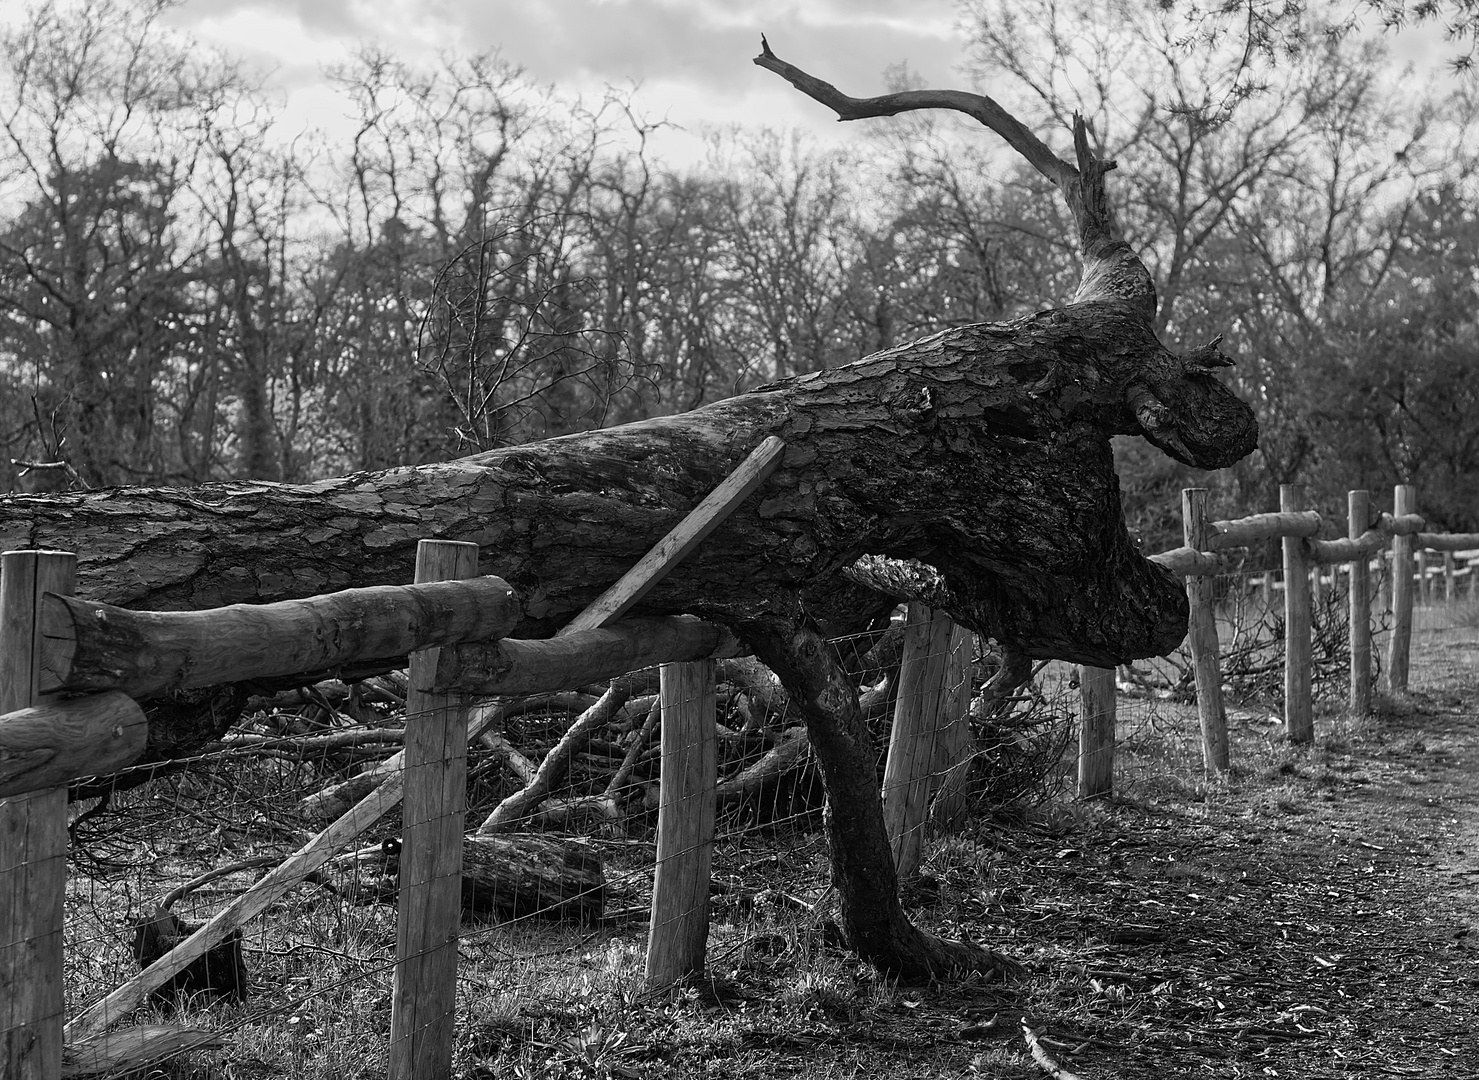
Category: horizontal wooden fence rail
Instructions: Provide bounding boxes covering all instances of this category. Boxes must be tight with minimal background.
[0,609,749,804]
[41,577,521,698]
[1414,532,1479,552]
[431,615,746,696]
[0,691,146,798]
[1207,509,1321,550]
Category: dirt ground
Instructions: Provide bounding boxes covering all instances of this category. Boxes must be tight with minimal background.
[525,618,1479,1080]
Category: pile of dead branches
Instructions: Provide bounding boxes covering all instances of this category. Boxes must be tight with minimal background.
[69,623,1076,859]
[1117,586,1390,707]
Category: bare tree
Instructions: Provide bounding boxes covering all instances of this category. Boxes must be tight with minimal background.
[0,0,249,485]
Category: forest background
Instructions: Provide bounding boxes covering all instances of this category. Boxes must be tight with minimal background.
[3,0,1476,553]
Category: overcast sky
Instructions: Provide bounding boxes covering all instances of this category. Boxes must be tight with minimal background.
[163,0,973,162]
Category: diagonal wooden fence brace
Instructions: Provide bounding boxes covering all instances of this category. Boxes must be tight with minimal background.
[557,436,785,636]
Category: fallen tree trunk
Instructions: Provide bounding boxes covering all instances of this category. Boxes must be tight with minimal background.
[0,269,1251,673]
[0,42,1257,981]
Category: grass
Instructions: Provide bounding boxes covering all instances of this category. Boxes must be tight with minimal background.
[1445,596,1479,629]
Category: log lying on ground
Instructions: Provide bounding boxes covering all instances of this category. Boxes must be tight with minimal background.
[130,910,249,1011]
[380,834,606,924]
[3,41,1257,982]
[461,835,605,922]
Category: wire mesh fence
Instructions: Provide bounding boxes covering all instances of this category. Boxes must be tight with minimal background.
[28,541,1479,1077]
[53,609,1100,1077]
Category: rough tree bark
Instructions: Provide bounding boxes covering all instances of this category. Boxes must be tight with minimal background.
[0,41,1256,980]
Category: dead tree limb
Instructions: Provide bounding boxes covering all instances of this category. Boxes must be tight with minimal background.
[477,684,631,833]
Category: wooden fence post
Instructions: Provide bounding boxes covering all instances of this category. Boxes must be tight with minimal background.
[1182,489,1229,772]
[1077,666,1116,798]
[1348,491,1372,718]
[882,604,965,877]
[1,550,75,1080]
[1281,485,1314,743]
[940,618,976,781]
[925,623,976,829]
[1386,484,1416,693]
[389,540,480,1080]
[1416,549,1429,607]
[1443,551,1456,604]
[645,659,717,989]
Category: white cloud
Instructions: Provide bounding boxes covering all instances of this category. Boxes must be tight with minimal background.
[164,0,971,160]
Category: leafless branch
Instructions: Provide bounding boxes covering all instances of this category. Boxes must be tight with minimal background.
[753,36,1157,315]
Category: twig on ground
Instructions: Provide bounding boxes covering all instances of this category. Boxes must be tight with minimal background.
[1022,1020,1084,1080]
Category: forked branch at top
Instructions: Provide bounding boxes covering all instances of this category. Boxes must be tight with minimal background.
[753,36,1155,317]
[754,35,1074,189]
